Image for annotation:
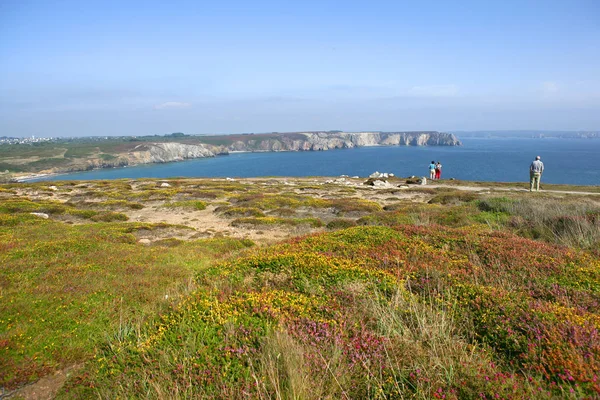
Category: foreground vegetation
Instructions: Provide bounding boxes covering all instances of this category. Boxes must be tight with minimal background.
[0,178,599,398]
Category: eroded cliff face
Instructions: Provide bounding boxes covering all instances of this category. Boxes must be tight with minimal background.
[32,132,460,176]
[125,142,215,164]
[81,143,217,171]
[225,131,461,152]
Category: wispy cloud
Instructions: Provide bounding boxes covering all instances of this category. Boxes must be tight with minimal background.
[541,81,559,95]
[408,84,459,97]
[153,101,192,110]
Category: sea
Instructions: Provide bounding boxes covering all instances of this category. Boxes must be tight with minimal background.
[32,138,600,186]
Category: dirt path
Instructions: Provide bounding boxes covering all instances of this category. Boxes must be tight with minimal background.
[427,183,600,196]
[2,365,81,400]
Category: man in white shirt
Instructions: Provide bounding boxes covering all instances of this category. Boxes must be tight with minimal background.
[529,156,544,191]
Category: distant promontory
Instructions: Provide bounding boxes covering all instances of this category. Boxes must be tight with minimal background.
[1,131,461,179]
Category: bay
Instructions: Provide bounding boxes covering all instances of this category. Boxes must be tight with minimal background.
[34,138,600,185]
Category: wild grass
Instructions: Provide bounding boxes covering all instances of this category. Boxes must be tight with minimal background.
[2,178,599,398]
[0,215,254,391]
[58,224,600,398]
[476,196,600,249]
[162,200,208,211]
[231,216,323,228]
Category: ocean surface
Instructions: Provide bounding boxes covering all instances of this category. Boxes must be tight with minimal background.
[34,138,600,186]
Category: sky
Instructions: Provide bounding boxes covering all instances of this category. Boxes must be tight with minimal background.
[0,0,599,137]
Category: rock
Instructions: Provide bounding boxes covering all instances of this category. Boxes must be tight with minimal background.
[127,142,216,165]
[226,177,235,181]
[160,182,171,187]
[221,131,460,153]
[421,177,427,185]
[363,177,388,186]
[340,175,349,178]
[138,238,151,244]
[352,176,360,179]
[369,171,382,178]
[398,185,409,189]
[450,177,456,181]
[30,212,49,219]
[372,180,391,187]
[48,186,58,191]
[389,173,395,177]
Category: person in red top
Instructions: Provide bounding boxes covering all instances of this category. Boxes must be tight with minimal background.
[435,161,442,180]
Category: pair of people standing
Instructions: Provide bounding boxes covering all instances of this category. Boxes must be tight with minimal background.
[428,161,442,180]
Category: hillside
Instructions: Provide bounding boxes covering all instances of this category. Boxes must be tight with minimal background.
[1,177,599,399]
[0,131,460,180]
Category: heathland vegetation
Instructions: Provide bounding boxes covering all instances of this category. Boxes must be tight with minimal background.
[1,177,599,398]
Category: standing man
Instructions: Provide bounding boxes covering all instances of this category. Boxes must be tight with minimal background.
[529,156,544,191]
[429,161,436,180]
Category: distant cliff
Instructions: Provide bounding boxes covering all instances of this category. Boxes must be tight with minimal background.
[8,131,461,178]
[222,131,461,152]
[78,132,461,172]
[83,143,217,171]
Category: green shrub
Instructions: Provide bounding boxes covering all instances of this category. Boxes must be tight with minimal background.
[162,200,207,210]
[477,197,514,213]
[326,218,357,230]
[90,212,129,222]
[231,217,323,228]
[428,191,479,205]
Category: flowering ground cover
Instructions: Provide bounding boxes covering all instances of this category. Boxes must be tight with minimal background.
[0,212,254,392]
[1,178,599,398]
[60,224,600,399]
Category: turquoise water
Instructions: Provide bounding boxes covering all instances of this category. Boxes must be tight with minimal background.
[34,138,600,185]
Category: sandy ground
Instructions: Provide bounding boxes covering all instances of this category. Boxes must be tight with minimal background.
[7,177,599,248]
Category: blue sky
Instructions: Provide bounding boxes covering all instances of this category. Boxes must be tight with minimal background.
[1,0,599,137]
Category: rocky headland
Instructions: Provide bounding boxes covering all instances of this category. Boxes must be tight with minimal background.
[223,131,461,152]
[4,131,461,181]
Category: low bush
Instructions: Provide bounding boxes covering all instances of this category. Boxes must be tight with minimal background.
[326,218,357,230]
[217,206,265,217]
[89,212,129,222]
[162,200,207,210]
[231,217,323,228]
[428,190,479,205]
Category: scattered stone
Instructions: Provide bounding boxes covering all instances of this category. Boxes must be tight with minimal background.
[138,238,151,244]
[226,177,235,181]
[398,185,409,189]
[340,175,349,178]
[325,178,349,184]
[48,186,58,191]
[364,177,388,186]
[421,177,427,185]
[372,180,392,187]
[160,182,171,187]
[450,177,456,181]
[352,176,359,179]
[389,173,395,177]
[30,212,49,219]
[370,171,394,179]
